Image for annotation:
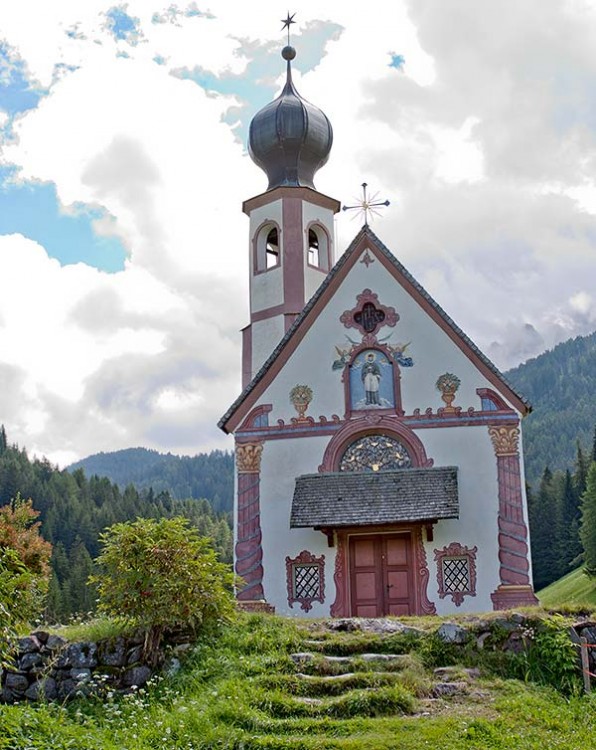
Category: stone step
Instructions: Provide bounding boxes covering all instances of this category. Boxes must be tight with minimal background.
[291,652,412,666]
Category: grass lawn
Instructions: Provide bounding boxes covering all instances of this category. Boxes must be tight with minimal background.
[539,565,596,609]
[2,613,596,750]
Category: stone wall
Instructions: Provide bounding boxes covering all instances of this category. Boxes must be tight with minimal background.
[0,630,187,704]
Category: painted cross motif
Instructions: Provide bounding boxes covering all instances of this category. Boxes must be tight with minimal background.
[342,183,390,225]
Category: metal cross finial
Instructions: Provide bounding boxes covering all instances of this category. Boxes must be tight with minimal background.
[342,183,390,225]
[281,12,296,45]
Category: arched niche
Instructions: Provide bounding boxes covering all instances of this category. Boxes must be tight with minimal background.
[254,220,281,273]
[319,417,433,473]
[306,222,331,271]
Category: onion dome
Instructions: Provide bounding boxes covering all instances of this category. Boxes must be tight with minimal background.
[248,45,333,191]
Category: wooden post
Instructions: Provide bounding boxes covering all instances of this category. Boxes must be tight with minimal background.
[580,637,591,694]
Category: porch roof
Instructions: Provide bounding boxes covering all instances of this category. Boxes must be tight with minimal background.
[290,467,459,528]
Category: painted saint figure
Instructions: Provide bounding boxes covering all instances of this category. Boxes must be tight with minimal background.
[361,353,381,405]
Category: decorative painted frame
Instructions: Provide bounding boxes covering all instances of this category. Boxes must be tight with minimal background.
[434,542,478,606]
[340,288,399,343]
[285,550,325,612]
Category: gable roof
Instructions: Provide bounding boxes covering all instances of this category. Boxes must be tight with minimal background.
[219,225,530,433]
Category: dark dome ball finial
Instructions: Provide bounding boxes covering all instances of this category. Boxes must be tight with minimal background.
[248,47,333,191]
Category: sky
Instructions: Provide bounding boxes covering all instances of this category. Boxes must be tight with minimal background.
[1,1,595,466]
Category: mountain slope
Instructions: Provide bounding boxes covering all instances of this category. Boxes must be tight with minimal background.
[68,447,233,514]
[505,330,596,485]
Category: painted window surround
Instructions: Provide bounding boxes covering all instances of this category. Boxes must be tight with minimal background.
[285,549,326,612]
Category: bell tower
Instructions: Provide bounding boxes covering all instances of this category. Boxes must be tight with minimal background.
[242,43,340,387]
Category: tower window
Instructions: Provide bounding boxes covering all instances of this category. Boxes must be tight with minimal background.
[255,223,281,273]
[307,225,329,271]
[266,228,279,269]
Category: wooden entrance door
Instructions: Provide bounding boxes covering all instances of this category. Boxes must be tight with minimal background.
[349,534,414,617]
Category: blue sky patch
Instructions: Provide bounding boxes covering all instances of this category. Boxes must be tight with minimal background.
[0,43,43,116]
[172,21,343,144]
[389,53,405,70]
[104,5,142,45]
[0,169,127,272]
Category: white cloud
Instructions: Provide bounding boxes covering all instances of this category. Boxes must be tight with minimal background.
[0,0,596,464]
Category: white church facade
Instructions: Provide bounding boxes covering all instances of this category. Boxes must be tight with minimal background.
[219,42,538,617]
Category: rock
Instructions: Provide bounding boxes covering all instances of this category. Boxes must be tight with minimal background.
[1,685,19,704]
[492,618,520,632]
[173,643,193,655]
[18,652,44,671]
[126,645,143,665]
[70,668,91,683]
[99,638,127,667]
[436,623,468,644]
[17,636,41,654]
[432,681,468,697]
[123,666,151,687]
[5,673,29,694]
[25,678,58,701]
[509,613,527,624]
[56,642,97,669]
[291,652,315,664]
[57,679,77,700]
[31,631,49,645]
[45,635,68,652]
[360,653,410,663]
[326,619,359,632]
[476,632,492,650]
[165,657,181,676]
[434,667,480,679]
[503,632,525,654]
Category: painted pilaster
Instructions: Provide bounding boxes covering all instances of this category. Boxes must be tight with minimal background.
[235,442,268,605]
[489,424,539,609]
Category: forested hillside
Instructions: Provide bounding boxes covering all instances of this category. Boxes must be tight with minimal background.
[68,447,233,513]
[506,330,596,485]
[0,429,232,622]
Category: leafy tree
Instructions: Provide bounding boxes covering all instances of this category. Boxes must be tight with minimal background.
[0,496,52,667]
[90,517,237,663]
[580,464,596,577]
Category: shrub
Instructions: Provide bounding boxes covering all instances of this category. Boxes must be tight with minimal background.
[90,516,237,663]
[0,495,52,668]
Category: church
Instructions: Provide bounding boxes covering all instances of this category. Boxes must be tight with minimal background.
[219,40,539,617]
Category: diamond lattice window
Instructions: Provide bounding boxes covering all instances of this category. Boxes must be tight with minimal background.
[442,558,470,593]
[434,542,477,606]
[339,434,412,472]
[286,550,325,612]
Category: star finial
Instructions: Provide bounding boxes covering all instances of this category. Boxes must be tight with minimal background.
[342,183,390,226]
[281,12,296,45]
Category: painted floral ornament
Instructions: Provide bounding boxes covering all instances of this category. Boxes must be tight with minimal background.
[435,372,461,413]
[290,384,313,421]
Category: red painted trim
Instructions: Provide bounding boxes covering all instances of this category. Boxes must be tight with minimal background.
[476,388,514,412]
[239,403,273,431]
[330,525,435,617]
[222,233,529,434]
[319,416,433,472]
[243,186,341,215]
[282,197,305,315]
[251,303,287,323]
[242,325,252,390]
[236,470,265,601]
[371,247,529,416]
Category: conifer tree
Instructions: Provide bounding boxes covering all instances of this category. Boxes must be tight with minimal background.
[0,425,7,456]
[580,464,596,577]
